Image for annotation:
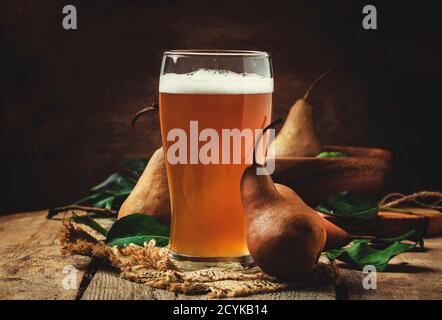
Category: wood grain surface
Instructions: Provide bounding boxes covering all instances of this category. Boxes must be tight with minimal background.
[2,210,442,300]
[322,207,442,238]
[272,145,392,205]
[0,211,90,299]
[81,267,336,300]
[339,237,442,300]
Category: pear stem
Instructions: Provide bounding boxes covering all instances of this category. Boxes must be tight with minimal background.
[303,70,334,100]
[253,118,283,166]
[131,102,159,126]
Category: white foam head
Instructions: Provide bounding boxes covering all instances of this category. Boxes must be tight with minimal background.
[159,69,273,94]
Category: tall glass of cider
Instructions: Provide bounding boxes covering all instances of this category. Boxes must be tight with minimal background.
[159,50,273,264]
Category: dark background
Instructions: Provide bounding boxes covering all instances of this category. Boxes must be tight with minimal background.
[1,0,441,214]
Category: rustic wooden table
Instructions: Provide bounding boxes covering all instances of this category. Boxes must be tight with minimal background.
[1,210,442,300]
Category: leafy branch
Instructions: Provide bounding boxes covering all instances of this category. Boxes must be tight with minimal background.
[49,159,147,218]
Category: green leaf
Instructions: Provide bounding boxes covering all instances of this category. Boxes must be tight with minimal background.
[122,159,149,179]
[74,193,102,206]
[316,151,347,158]
[107,235,169,247]
[376,229,424,247]
[91,173,135,194]
[74,159,147,211]
[325,239,416,271]
[316,192,378,220]
[73,214,108,236]
[93,196,115,210]
[106,214,170,247]
[91,173,121,192]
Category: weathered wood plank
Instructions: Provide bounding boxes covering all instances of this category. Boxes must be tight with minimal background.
[82,268,336,300]
[339,237,442,300]
[82,267,177,300]
[176,288,336,300]
[4,210,442,300]
[0,211,90,299]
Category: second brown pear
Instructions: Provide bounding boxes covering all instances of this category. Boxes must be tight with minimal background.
[268,71,333,157]
[118,147,171,225]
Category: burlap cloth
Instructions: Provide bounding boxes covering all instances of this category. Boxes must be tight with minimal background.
[60,220,340,298]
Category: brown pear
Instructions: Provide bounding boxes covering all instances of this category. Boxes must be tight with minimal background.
[268,71,333,157]
[274,183,352,250]
[319,215,353,250]
[240,165,326,280]
[118,147,171,225]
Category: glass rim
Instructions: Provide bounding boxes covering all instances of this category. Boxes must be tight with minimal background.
[163,49,270,58]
